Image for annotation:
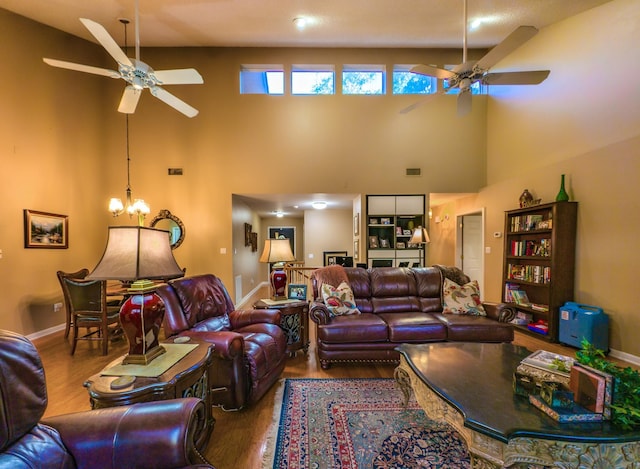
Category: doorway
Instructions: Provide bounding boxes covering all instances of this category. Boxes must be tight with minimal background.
[455,209,484,294]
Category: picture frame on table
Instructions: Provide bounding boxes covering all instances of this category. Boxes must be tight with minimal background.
[396,241,405,249]
[380,238,390,248]
[396,226,403,235]
[24,209,68,249]
[324,250,348,266]
[369,218,379,225]
[380,217,391,225]
[368,236,379,249]
[287,284,307,300]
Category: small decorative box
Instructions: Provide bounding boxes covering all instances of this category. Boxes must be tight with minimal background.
[513,371,537,397]
[540,381,574,409]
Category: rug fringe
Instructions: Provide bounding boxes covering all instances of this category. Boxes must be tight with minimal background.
[262,377,286,469]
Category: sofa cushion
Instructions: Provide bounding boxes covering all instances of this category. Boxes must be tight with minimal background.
[370,267,417,297]
[317,314,388,343]
[442,278,486,316]
[192,314,231,332]
[322,282,361,316]
[434,313,514,342]
[378,313,447,342]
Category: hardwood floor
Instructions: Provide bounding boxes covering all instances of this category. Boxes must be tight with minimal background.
[32,305,627,469]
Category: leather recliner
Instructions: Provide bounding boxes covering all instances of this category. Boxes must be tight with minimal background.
[0,329,214,469]
[156,274,287,411]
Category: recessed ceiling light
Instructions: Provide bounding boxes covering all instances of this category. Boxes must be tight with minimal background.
[293,17,308,30]
[312,201,327,210]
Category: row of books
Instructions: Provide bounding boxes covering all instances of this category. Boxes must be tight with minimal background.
[509,213,553,233]
[509,238,551,257]
[507,264,551,284]
[519,350,613,423]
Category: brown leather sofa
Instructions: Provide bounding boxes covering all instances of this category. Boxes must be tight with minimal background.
[310,266,515,369]
[156,274,287,411]
[0,329,213,469]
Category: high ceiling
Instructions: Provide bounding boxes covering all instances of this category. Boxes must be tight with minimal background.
[1,0,612,218]
[0,0,611,49]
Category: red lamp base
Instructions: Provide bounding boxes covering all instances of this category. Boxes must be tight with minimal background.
[270,268,288,300]
[120,285,166,365]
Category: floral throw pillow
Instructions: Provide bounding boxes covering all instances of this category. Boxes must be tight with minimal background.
[442,278,486,316]
[321,281,361,317]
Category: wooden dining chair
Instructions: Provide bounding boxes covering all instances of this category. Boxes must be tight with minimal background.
[57,274,121,355]
[56,269,89,338]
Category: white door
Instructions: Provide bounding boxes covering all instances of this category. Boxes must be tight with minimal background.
[457,212,483,292]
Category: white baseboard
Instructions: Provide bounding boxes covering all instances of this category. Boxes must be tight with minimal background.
[608,348,640,367]
[27,323,65,341]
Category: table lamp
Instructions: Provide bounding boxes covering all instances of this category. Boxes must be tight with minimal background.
[409,226,430,245]
[259,238,295,300]
[87,226,184,365]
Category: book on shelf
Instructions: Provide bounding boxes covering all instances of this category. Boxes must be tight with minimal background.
[530,303,549,312]
[504,282,519,302]
[510,310,533,326]
[512,290,531,306]
[529,394,603,423]
[527,320,549,335]
[521,350,574,377]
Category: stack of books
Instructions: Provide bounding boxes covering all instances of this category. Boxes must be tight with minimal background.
[518,350,614,423]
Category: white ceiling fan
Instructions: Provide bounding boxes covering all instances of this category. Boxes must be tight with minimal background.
[43,0,203,118]
[402,0,550,116]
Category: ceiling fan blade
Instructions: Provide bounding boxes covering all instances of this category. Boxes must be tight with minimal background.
[118,86,143,114]
[79,18,133,67]
[475,26,539,71]
[150,86,199,118]
[483,70,550,85]
[43,58,120,78]
[457,90,472,116]
[410,64,455,80]
[153,69,204,85]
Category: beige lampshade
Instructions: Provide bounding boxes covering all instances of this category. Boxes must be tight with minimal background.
[259,238,295,264]
[86,226,184,281]
[409,226,430,244]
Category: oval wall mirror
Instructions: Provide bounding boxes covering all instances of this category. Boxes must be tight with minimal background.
[150,209,185,249]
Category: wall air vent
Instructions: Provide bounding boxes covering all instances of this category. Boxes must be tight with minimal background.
[168,168,183,175]
[405,168,421,176]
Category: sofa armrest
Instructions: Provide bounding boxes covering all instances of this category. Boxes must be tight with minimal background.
[42,398,212,468]
[229,308,281,329]
[482,302,516,323]
[179,330,244,360]
[309,301,332,325]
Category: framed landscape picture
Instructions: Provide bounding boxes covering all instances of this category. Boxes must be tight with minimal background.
[24,209,68,249]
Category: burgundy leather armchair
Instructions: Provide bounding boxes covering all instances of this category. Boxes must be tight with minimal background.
[156,274,287,411]
[0,329,214,469]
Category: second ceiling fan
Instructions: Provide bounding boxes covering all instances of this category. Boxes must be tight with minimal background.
[403,0,550,116]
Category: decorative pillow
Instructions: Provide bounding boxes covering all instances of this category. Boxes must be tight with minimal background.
[321,281,361,317]
[442,278,486,316]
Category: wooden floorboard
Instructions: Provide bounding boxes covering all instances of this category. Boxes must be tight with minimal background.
[33,298,630,469]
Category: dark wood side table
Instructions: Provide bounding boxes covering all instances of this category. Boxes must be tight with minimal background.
[83,339,215,451]
[254,299,309,356]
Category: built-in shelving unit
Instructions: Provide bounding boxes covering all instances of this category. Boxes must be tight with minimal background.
[366,195,425,268]
[502,201,578,342]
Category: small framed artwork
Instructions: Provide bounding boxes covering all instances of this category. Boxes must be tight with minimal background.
[244,223,252,247]
[368,235,379,249]
[403,229,412,235]
[24,209,68,249]
[380,238,390,248]
[380,217,391,225]
[288,284,307,300]
[354,239,359,261]
[396,226,403,235]
[324,250,348,266]
[353,213,359,236]
[396,242,406,249]
[369,218,379,225]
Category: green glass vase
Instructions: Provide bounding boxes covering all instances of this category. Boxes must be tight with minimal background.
[555,174,569,202]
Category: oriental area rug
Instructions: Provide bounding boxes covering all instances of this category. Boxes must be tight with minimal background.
[263,378,470,469]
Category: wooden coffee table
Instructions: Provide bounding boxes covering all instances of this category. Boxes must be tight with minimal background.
[84,339,215,451]
[395,342,640,468]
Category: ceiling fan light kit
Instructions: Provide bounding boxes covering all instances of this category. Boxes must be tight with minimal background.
[404,0,550,116]
[43,1,203,117]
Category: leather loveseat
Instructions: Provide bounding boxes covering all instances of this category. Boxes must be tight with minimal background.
[156,274,287,411]
[310,266,515,369]
[0,329,213,469]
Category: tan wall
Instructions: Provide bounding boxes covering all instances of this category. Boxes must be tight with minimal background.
[304,209,354,268]
[444,0,640,356]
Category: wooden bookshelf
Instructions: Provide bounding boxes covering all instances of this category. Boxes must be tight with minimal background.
[502,201,578,342]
